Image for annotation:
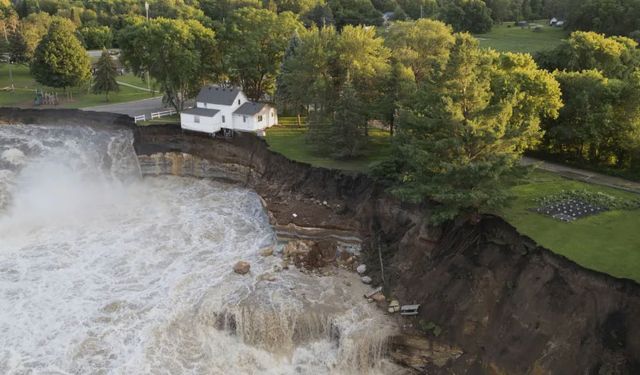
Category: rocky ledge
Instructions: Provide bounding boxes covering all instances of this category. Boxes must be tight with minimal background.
[2,108,639,374]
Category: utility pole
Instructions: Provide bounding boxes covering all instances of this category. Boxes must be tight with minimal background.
[2,24,14,91]
[420,5,423,18]
[145,1,150,21]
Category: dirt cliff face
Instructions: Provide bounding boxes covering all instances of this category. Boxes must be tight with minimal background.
[2,109,639,374]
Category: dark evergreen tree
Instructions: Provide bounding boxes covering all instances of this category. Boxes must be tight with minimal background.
[92,49,120,101]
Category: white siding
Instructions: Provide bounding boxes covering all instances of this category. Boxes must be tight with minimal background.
[231,105,278,132]
[202,92,249,130]
[180,112,222,134]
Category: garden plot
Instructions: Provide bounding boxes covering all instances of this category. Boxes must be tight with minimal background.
[532,190,640,222]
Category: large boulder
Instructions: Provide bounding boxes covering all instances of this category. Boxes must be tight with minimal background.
[233,261,251,275]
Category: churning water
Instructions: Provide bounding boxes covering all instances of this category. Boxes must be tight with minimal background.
[0,125,398,374]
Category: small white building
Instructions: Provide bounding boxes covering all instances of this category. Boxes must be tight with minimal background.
[180,85,278,135]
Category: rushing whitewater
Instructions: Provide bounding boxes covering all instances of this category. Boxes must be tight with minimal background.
[0,124,398,374]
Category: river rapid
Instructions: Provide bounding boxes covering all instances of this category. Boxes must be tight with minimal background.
[0,124,399,375]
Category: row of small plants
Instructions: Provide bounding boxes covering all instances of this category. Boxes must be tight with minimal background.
[535,189,640,210]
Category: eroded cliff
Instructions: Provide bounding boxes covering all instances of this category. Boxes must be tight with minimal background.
[2,108,639,374]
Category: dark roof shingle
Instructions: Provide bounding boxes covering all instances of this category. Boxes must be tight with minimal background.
[182,107,220,117]
[233,102,268,116]
[196,85,242,105]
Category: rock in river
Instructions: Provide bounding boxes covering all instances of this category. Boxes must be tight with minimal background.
[233,261,251,275]
[356,264,367,274]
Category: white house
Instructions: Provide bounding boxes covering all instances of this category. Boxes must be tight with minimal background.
[180,85,278,135]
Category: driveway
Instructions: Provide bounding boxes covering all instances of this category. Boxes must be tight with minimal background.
[522,156,640,194]
[82,96,167,120]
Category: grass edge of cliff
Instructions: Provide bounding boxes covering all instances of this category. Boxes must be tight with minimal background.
[265,124,640,283]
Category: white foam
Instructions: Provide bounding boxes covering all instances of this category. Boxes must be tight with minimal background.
[0,125,398,374]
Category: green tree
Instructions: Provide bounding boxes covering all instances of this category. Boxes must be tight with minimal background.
[335,24,391,135]
[396,0,437,19]
[275,0,321,14]
[536,31,640,79]
[439,0,493,34]
[329,79,367,158]
[379,60,416,135]
[78,26,113,49]
[384,19,455,84]
[378,34,561,222]
[302,3,334,27]
[328,0,382,29]
[92,49,120,101]
[31,19,91,97]
[118,17,219,112]
[199,0,262,22]
[542,70,640,168]
[12,12,53,62]
[222,8,303,100]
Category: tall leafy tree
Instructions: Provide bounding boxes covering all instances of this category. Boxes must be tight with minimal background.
[92,49,120,101]
[118,17,219,112]
[439,0,493,34]
[542,70,640,168]
[222,8,303,100]
[378,34,562,222]
[328,78,367,158]
[536,32,640,80]
[11,12,53,63]
[335,25,390,134]
[31,19,91,96]
[384,19,455,84]
[327,0,382,29]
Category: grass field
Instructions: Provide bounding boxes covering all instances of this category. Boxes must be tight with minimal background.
[499,170,640,282]
[0,63,155,108]
[138,114,179,126]
[476,21,568,53]
[265,124,391,172]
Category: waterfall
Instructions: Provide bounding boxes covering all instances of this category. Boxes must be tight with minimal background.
[0,124,401,374]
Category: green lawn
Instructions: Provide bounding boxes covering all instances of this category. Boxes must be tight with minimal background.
[476,21,568,53]
[0,63,154,108]
[499,170,640,282]
[138,114,179,126]
[265,124,391,172]
[264,126,640,281]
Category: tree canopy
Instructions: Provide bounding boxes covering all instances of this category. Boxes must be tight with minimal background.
[30,18,91,91]
[92,49,120,101]
[221,8,303,100]
[118,17,218,111]
[378,34,562,222]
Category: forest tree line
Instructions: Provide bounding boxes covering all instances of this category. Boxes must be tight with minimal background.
[2,0,640,41]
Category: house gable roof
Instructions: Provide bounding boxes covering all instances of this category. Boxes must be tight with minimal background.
[233,102,269,116]
[182,107,220,117]
[196,85,242,106]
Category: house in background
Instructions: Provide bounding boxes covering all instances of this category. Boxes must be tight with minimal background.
[180,85,278,136]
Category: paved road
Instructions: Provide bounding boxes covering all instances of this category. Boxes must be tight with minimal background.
[83,96,166,119]
[87,49,120,58]
[522,157,640,194]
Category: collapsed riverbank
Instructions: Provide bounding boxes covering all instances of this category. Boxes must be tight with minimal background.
[1,108,639,374]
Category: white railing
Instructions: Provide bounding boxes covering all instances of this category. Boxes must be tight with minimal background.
[150,109,177,120]
[134,114,146,123]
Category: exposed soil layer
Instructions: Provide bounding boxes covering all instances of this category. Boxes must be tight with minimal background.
[2,108,639,374]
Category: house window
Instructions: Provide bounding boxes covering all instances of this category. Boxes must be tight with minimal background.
[258,115,263,122]
[271,111,274,117]
[222,115,225,123]
[237,99,240,105]
[243,116,246,122]
[194,115,200,123]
